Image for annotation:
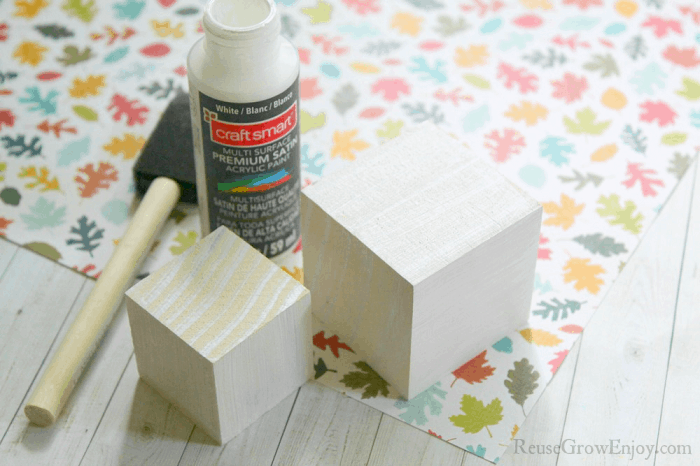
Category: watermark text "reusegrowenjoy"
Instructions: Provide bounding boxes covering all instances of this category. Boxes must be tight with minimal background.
[513,439,691,461]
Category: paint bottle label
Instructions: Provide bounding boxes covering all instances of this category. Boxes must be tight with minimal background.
[196,77,300,259]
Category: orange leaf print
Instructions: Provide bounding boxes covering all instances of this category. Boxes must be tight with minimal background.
[14,0,49,18]
[331,129,370,161]
[504,101,548,126]
[391,12,422,37]
[451,350,495,387]
[69,75,107,98]
[563,257,605,294]
[13,41,48,67]
[542,194,584,230]
[519,328,562,347]
[103,133,145,160]
[455,45,489,67]
[75,162,118,198]
[313,331,354,358]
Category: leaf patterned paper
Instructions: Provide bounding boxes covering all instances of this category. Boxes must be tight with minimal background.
[1,0,698,462]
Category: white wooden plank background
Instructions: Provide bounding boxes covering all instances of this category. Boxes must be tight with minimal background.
[0,161,697,466]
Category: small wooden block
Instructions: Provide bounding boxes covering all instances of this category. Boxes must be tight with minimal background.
[125,226,311,445]
[301,122,542,399]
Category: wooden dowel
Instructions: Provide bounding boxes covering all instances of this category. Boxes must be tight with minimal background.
[24,177,181,427]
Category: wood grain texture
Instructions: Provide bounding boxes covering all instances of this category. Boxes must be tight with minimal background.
[366,415,464,466]
[178,391,297,466]
[24,177,180,427]
[656,161,700,465]
[557,160,695,466]
[79,358,194,466]
[126,226,311,444]
[272,382,382,466]
[301,122,541,398]
[0,287,133,466]
[0,239,18,276]
[0,247,86,441]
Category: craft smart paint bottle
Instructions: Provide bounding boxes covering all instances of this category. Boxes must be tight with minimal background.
[188,0,301,269]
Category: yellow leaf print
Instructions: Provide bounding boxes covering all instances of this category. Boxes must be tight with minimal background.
[504,101,548,126]
[13,41,48,67]
[590,144,617,162]
[391,12,422,37]
[282,266,304,284]
[563,258,605,294]
[169,231,198,255]
[520,0,552,9]
[455,45,488,67]
[14,0,49,18]
[331,129,370,161]
[103,134,146,160]
[302,0,332,25]
[519,329,562,347]
[18,166,61,192]
[300,110,326,134]
[350,62,381,74]
[69,75,106,98]
[542,194,584,230]
[152,20,185,39]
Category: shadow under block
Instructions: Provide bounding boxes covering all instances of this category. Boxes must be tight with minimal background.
[124,226,312,445]
[301,122,542,399]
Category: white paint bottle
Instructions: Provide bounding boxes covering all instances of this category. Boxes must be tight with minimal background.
[188,0,301,267]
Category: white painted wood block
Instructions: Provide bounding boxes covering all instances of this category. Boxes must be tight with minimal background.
[301,122,542,399]
[125,226,312,445]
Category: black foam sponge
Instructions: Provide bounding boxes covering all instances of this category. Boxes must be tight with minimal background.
[133,91,198,204]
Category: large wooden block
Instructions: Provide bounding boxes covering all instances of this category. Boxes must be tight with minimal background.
[125,226,311,444]
[301,122,542,399]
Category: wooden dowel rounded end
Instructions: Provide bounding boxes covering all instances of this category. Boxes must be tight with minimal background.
[24,403,56,427]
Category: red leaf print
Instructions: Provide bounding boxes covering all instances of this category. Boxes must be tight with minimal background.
[599,38,614,48]
[72,264,102,279]
[298,47,311,64]
[383,58,401,66]
[371,78,410,101]
[639,101,677,127]
[75,162,119,198]
[0,90,12,96]
[563,0,602,9]
[484,128,525,163]
[642,16,683,38]
[623,162,664,197]
[663,45,700,68]
[37,119,78,137]
[460,0,504,17]
[300,78,322,100]
[552,35,590,51]
[419,40,444,51]
[0,217,12,235]
[497,62,538,94]
[548,350,568,374]
[342,0,380,15]
[428,430,442,439]
[157,0,176,7]
[551,73,588,103]
[36,71,62,81]
[559,324,584,334]
[311,35,348,56]
[359,107,385,118]
[0,109,15,130]
[0,23,9,42]
[433,88,473,106]
[513,15,543,28]
[313,331,354,358]
[108,94,149,126]
[140,43,171,58]
[451,350,495,387]
[679,5,700,25]
[538,234,552,260]
[293,237,302,253]
[173,65,187,76]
